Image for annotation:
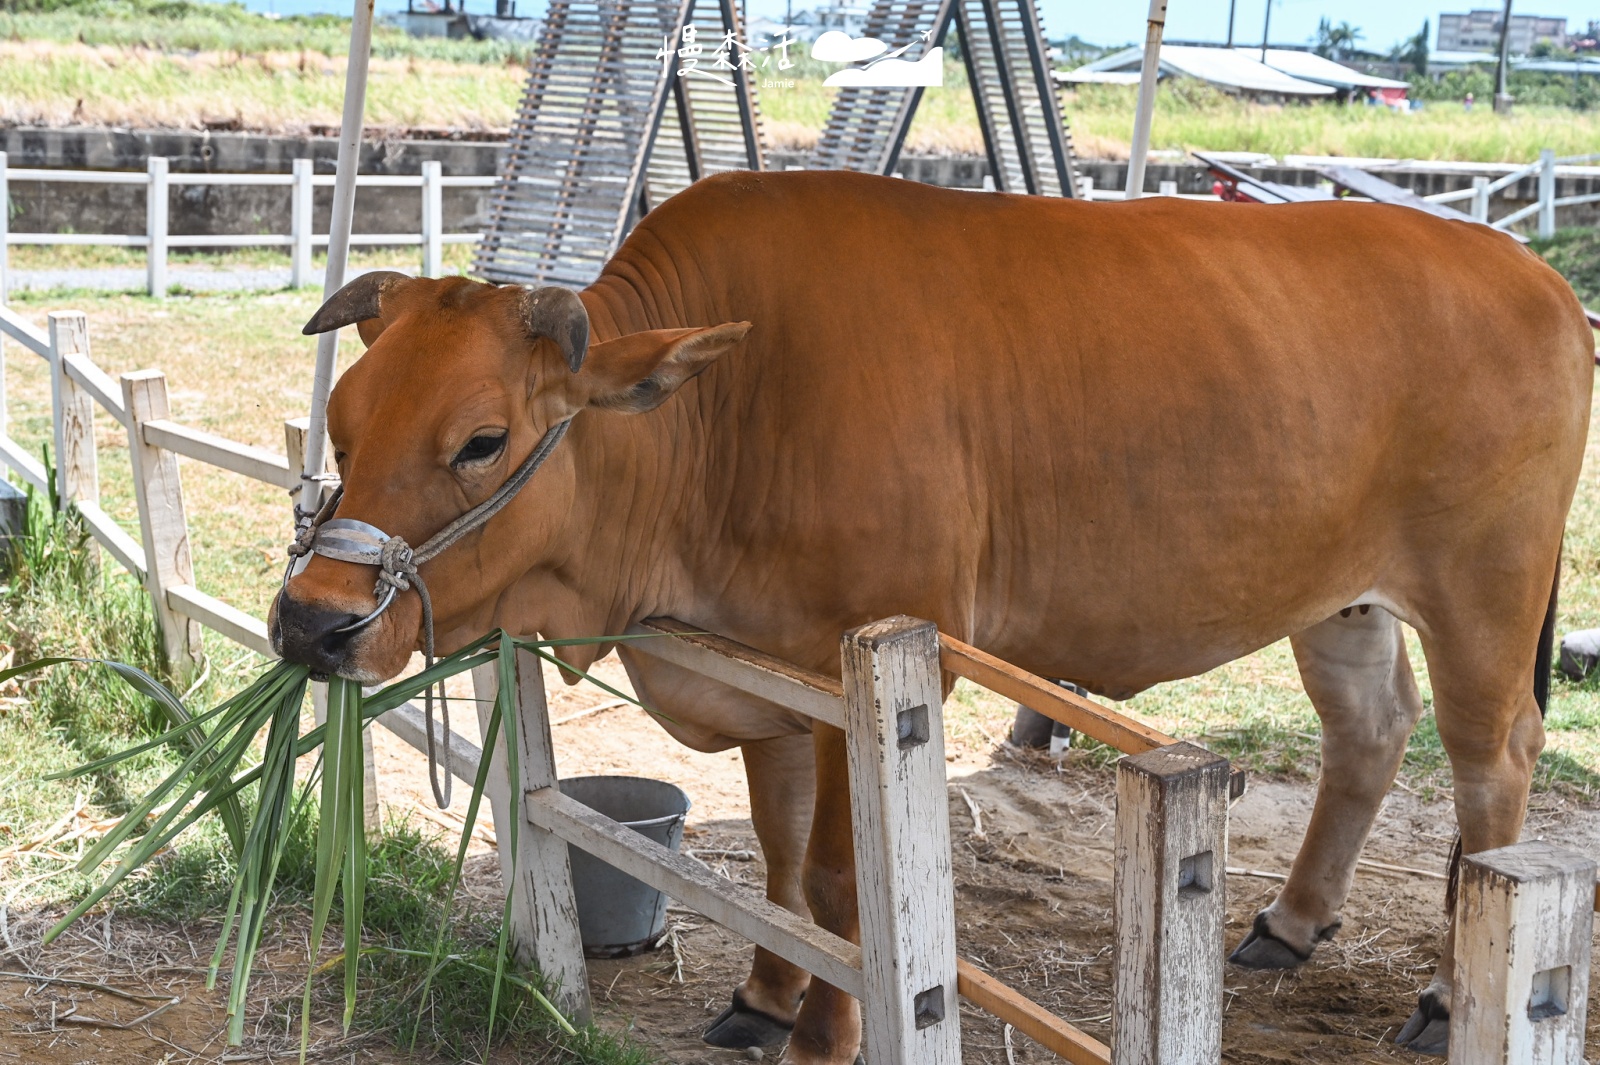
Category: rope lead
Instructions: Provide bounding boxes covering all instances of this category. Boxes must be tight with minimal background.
[281,418,574,808]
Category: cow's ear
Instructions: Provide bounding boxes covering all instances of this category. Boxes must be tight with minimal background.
[578,322,751,414]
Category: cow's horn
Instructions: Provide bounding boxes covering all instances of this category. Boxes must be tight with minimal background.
[301,271,412,336]
[520,286,590,373]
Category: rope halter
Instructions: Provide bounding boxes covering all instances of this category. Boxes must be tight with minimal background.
[283,417,573,808]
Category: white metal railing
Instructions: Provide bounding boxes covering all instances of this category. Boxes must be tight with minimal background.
[0,153,497,298]
[1078,149,1600,236]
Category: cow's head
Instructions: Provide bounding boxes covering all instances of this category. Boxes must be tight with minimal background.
[270,272,750,682]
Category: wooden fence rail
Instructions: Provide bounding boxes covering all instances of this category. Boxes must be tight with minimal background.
[0,297,1592,1063]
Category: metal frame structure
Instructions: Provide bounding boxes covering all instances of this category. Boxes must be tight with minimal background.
[472,0,766,288]
[812,0,1080,195]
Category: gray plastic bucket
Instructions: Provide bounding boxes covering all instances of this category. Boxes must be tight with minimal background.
[560,775,691,958]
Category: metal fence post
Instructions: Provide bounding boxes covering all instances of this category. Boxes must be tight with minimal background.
[291,158,314,289]
[146,157,169,299]
[122,369,201,676]
[1158,179,1178,197]
[1452,840,1594,1064]
[1077,175,1095,199]
[1472,175,1490,222]
[420,160,443,278]
[285,415,379,826]
[1113,741,1230,1065]
[470,648,592,1021]
[47,312,100,563]
[1537,148,1557,240]
[840,616,963,1065]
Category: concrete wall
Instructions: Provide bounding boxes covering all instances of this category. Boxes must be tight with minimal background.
[2,127,499,244]
[4,127,1593,246]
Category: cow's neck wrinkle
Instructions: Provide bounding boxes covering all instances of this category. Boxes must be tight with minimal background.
[510,275,743,673]
[528,364,728,679]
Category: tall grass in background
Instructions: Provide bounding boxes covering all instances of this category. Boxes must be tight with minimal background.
[0,42,526,132]
[0,0,537,63]
[1060,80,1600,161]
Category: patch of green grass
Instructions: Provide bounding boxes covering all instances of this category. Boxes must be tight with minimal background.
[0,470,260,903]
[1532,228,1600,308]
[122,809,650,1063]
[1,481,648,1062]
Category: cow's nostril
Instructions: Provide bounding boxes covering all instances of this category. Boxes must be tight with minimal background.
[275,593,365,673]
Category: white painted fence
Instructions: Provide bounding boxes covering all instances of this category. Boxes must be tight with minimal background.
[0,152,495,298]
[0,297,1593,1062]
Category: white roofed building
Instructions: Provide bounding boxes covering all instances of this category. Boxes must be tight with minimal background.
[1072,44,1336,100]
[1240,48,1410,99]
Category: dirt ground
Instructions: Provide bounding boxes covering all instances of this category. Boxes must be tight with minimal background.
[1,655,1596,1063]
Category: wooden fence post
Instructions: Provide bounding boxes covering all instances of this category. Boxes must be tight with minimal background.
[291,158,314,289]
[1451,840,1594,1065]
[420,160,443,278]
[840,616,962,1065]
[146,157,169,300]
[1472,175,1491,222]
[1537,148,1557,240]
[47,312,99,564]
[121,369,201,676]
[471,646,592,1022]
[286,415,380,826]
[1113,741,1230,1065]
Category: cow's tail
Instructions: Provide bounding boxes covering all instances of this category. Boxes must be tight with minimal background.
[1535,546,1560,718]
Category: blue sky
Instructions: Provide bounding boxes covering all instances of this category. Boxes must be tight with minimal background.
[232,0,1597,55]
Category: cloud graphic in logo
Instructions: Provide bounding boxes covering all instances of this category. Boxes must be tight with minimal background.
[823,47,945,87]
[810,30,889,63]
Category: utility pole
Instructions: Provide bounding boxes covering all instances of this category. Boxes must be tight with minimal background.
[1125,0,1169,200]
[1493,0,1514,113]
[1226,0,1236,47]
[1259,0,1272,62]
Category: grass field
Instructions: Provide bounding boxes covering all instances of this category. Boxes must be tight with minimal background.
[5,34,1600,160]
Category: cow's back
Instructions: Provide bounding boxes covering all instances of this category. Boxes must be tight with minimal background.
[592,171,1594,692]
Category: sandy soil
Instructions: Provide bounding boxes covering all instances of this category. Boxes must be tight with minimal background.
[2,654,1596,1063]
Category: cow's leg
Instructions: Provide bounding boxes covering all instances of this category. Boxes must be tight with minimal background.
[781,724,861,1065]
[704,732,818,1049]
[1231,606,1424,968]
[1391,598,1548,1056]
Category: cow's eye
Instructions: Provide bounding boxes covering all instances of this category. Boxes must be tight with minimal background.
[452,433,506,467]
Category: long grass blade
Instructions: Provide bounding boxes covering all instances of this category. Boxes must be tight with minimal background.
[300,679,352,1059]
[518,643,671,724]
[341,681,367,1032]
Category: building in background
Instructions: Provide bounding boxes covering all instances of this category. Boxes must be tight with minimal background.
[1436,10,1568,53]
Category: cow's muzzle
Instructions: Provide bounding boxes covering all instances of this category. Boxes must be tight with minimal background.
[272,589,365,676]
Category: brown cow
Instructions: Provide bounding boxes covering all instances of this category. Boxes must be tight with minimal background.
[272,171,1593,1062]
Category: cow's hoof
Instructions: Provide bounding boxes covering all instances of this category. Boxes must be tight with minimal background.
[1395,988,1450,1057]
[1227,912,1317,970]
[704,991,795,1049]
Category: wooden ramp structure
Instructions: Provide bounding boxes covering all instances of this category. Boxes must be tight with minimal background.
[812,0,1080,195]
[474,0,765,288]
